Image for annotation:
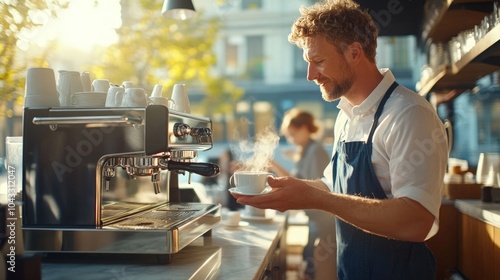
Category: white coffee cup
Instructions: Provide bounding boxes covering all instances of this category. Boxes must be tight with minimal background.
[226,211,241,226]
[170,83,191,113]
[80,72,92,92]
[24,95,60,108]
[150,96,174,107]
[57,70,83,106]
[25,67,58,98]
[71,91,107,107]
[105,86,125,107]
[230,171,274,194]
[92,79,110,93]
[122,81,134,89]
[121,88,148,107]
[151,84,163,98]
[476,153,500,186]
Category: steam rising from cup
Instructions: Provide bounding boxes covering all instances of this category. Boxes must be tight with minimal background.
[236,127,280,172]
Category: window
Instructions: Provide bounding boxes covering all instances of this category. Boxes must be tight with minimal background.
[246,35,264,80]
[444,88,500,166]
[391,36,410,68]
[377,36,415,82]
[241,0,262,10]
[293,46,307,79]
[253,101,275,137]
[224,38,239,76]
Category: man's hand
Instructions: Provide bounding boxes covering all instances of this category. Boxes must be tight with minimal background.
[230,176,328,212]
[231,176,434,242]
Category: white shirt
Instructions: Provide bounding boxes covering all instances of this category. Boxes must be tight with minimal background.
[322,69,449,239]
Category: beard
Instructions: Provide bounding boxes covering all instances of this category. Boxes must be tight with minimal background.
[320,59,354,102]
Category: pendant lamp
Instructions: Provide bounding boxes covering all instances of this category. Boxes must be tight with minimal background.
[161,0,196,20]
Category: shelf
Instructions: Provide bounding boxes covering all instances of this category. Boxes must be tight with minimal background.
[418,66,448,96]
[422,0,495,43]
[452,23,500,73]
[418,22,500,95]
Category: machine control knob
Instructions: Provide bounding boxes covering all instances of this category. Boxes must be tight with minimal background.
[190,127,212,137]
[173,123,212,140]
[173,123,191,139]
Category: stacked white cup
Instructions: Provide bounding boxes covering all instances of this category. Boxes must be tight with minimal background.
[121,88,149,107]
[92,79,110,93]
[57,70,83,106]
[24,67,60,108]
[170,83,191,113]
[151,84,163,98]
[68,78,109,107]
[149,84,175,107]
[80,72,92,92]
[105,86,125,107]
[122,81,134,89]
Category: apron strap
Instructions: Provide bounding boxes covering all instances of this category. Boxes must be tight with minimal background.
[367,82,398,144]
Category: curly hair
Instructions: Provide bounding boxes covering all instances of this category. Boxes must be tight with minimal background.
[288,0,378,63]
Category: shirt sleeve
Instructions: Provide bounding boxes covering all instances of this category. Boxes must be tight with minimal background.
[382,103,448,239]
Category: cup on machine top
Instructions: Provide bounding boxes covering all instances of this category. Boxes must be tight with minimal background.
[105,86,125,107]
[92,79,110,93]
[170,83,191,113]
[57,70,83,107]
[24,67,60,108]
[121,88,148,107]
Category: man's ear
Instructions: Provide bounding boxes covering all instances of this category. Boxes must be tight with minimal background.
[345,42,364,65]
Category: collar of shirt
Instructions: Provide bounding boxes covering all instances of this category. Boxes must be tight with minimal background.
[337,68,397,120]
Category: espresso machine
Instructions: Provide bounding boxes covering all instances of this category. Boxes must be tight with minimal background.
[21,105,221,262]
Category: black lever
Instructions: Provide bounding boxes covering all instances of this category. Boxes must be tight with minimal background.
[166,161,220,177]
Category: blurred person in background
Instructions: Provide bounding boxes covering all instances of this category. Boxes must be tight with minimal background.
[270,108,336,280]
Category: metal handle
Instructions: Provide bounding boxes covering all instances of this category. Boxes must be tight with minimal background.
[166,161,220,177]
[32,115,143,126]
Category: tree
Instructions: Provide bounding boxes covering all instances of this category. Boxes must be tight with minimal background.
[90,0,243,117]
[0,0,68,117]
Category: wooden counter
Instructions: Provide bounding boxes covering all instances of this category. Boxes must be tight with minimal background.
[454,199,500,280]
[428,199,500,280]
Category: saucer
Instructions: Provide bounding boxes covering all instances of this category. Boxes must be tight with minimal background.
[222,221,249,228]
[241,213,274,222]
[228,187,272,196]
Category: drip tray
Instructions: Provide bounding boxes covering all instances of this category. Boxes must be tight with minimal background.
[24,203,221,256]
[105,203,217,230]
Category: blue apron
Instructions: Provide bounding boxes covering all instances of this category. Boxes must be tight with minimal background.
[332,82,436,280]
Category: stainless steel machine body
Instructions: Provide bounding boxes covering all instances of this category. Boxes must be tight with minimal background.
[21,106,221,258]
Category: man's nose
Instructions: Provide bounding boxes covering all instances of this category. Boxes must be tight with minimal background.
[307,64,318,81]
